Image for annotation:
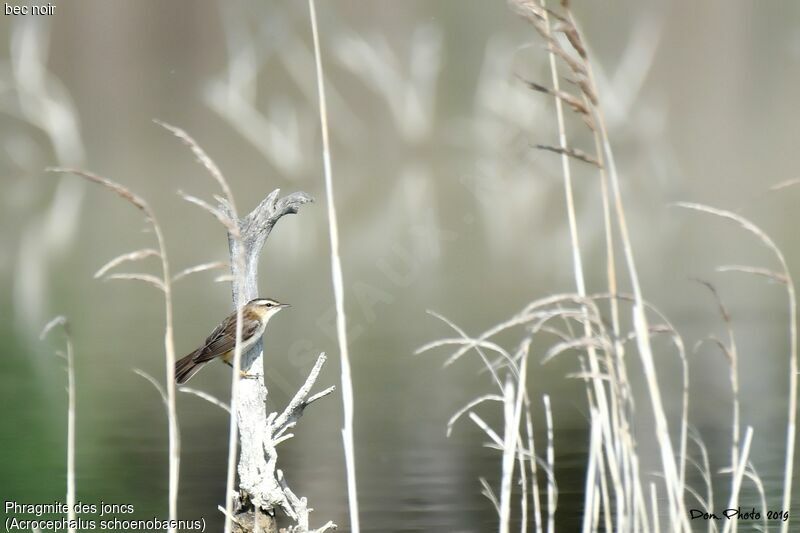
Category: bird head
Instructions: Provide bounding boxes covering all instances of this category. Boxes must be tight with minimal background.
[247,297,290,321]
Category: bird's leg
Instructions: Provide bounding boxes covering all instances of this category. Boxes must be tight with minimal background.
[224,359,257,380]
[239,370,258,381]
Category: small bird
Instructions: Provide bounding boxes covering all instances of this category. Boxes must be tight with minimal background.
[175,297,289,384]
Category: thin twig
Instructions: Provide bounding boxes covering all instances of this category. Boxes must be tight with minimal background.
[95,249,160,279]
[172,261,229,283]
[179,387,231,414]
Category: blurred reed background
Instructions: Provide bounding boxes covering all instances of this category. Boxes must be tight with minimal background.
[2,0,800,531]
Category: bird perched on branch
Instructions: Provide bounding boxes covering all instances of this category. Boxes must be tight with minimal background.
[175,297,289,384]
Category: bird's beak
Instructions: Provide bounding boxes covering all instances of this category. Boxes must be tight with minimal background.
[280,303,291,309]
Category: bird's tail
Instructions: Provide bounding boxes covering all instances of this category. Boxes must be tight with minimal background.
[175,351,204,385]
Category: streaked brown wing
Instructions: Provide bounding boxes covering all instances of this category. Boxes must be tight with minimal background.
[192,313,260,364]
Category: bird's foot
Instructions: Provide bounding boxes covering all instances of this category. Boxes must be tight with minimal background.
[239,370,258,381]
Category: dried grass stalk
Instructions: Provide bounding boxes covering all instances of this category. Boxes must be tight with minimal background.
[308,1,360,531]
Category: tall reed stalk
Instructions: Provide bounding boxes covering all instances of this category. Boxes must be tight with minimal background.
[41,316,76,533]
[48,168,180,532]
[538,4,627,527]
[308,1,361,531]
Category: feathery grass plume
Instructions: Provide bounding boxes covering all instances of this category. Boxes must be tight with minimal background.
[511,0,695,527]
[308,1,360,531]
[678,202,797,533]
[693,279,741,499]
[154,120,246,533]
[40,316,76,533]
[520,3,634,528]
[419,0,792,528]
[47,168,180,532]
